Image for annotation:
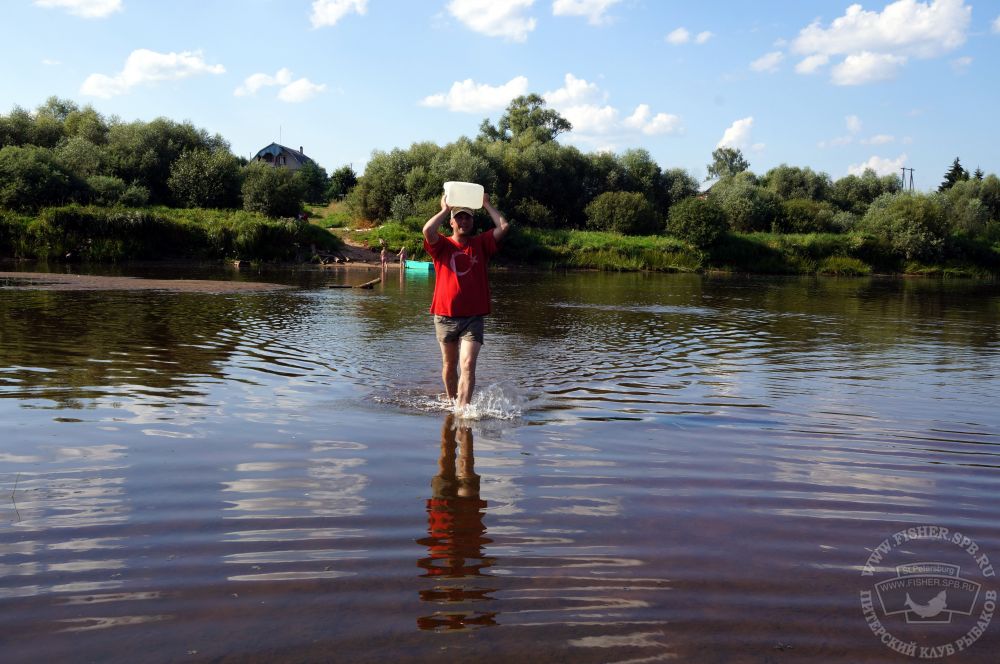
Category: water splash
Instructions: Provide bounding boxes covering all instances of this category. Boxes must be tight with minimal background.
[452,383,525,421]
[372,382,528,420]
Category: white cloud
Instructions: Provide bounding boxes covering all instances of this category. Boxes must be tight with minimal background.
[624,105,682,135]
[951,55,972,72]
[42,58,62,66]
[34,0,121,18]
[862,134,895,145]
[235,68,293,97]
[831,51,906,85]
[793,0,970,58]
[552,0,621,26]
[666,27,690,45]
[310,0,368,28]
[543,73,682,138]
[448,0,536,42]
[562,104,619,133]
[848,153,907,176]
[235,69,324,102]
[277,78,327,103]
[750,51,784,72]
[80,49,224,98]
[667,27,712,45]
[846,114,862,134]
[994,15,1000,33]
[543,73,603,107]
[717,117,758,151]
[421,76,529,112]
[795,53,829,74]
[792,0,971,84]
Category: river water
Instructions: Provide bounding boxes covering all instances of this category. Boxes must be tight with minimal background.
[1,266,999,663]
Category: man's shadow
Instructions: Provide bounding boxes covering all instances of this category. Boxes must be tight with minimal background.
[416,414,497,631]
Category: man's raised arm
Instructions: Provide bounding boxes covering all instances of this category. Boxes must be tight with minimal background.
[423,195,450,245]
[484,194,510,242]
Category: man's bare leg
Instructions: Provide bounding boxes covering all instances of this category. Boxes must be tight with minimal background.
[456,339,482,408]
[439,341,459,401]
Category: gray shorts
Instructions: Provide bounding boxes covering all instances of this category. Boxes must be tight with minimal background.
[434,315,485,345]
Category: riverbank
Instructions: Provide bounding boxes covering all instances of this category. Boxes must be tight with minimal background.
[3,204,998,277]
[352,222,1000,278]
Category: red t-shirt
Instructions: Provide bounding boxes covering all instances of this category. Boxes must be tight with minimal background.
[425,231,498,317]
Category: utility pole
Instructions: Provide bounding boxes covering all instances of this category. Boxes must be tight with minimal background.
[900,167,914,191]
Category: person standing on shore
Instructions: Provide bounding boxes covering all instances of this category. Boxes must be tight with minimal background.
[422,192,510,409]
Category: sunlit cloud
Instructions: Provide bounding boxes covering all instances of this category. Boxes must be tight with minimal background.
[624,104,682,135]
[235,68,293,96]
[552,0,622,26]
[717,116,762,152]
[448,0,536,42]
[421,76,529,112]
[666,27,713,45]
[544,73,682,137]
[861,134,895,145]
[795,53,829,74]
[950,55,972,73]
[310,0,368,28]
[80,49,224,98]
[792,0,971,85]
[34,0,121,18]
[831,51,906,85]
[848,153,908,176]
[665,27,689,44]
[277,78,327,103]
[750,51,784,72]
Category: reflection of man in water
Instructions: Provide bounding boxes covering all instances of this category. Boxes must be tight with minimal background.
[416,414,496,631]
[423,193,510,409]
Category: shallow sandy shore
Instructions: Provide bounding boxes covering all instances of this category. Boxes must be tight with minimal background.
[0,271,294,293]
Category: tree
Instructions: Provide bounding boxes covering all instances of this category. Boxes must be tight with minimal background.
[858,193,949,260]
[168,148,243,209]
[667,198,728,247]
[710,171,782,232]
[939,157,969,192]
[327,164,358,200]
[0,145,82,210]
[584,191,658,235]
[477,94,572,144]
[830,169,900,215]
[973,167,984,181]
[706,147,749,180]
[293,160,329,204]
[241,162,304,218]
[761,164,832,201]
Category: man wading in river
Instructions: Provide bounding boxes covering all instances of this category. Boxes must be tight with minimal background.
[423,193,510,410]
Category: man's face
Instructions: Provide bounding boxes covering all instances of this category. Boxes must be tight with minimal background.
[451,212,474,237]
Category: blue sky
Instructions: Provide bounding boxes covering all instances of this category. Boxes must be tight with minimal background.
[4,0,999,190]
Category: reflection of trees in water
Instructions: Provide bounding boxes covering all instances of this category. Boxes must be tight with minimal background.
[416,414,497,631]
[0,290,311,407]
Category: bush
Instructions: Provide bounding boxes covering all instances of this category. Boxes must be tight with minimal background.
[86,175,127,206]
[168,148,242,209]
[584,190,658,235]
[857,193,949,261]
[667,198,727,248]
[780,198,836,233]
[241,162,304,218]
[0,145,82,210]
[710,173,783,232]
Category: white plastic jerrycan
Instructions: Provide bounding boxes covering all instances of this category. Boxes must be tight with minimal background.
[443,181,484,210]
